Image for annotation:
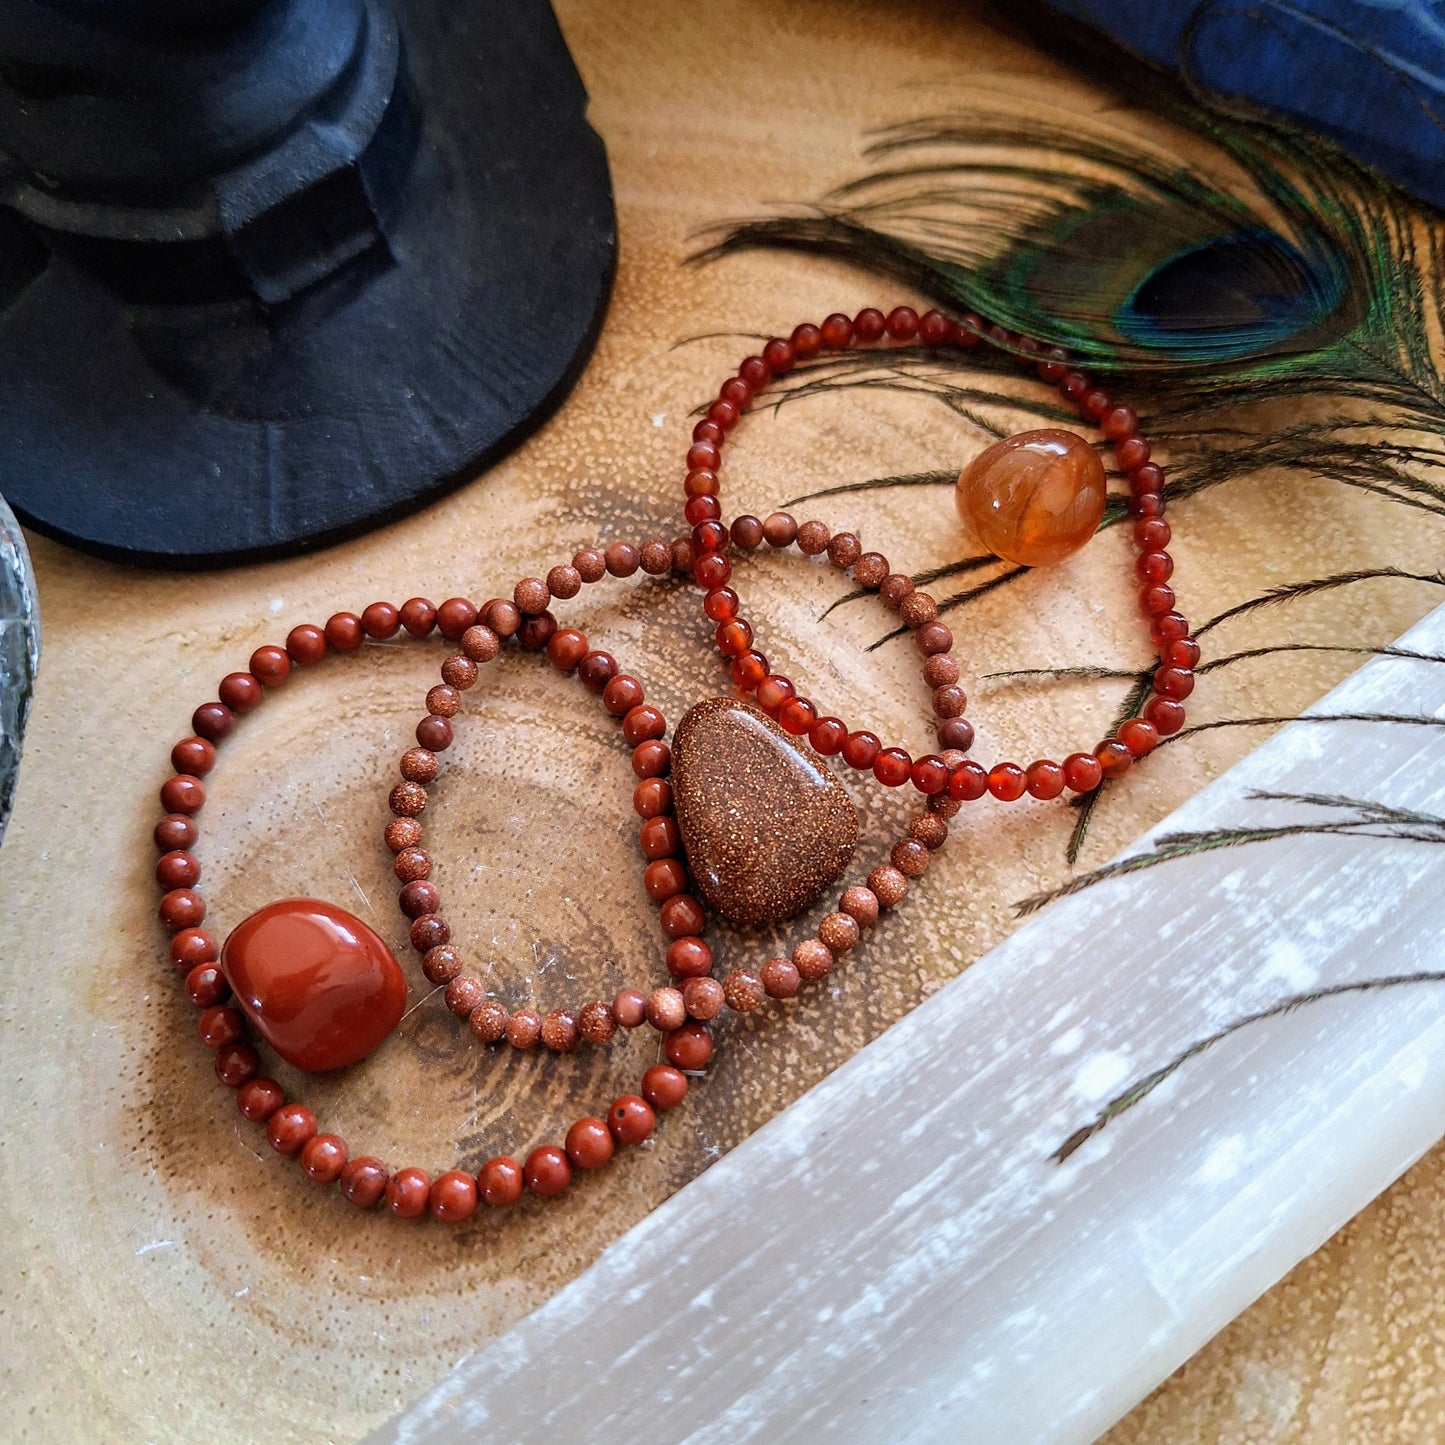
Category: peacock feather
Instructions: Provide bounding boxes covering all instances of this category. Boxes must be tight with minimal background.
[693,27,1445,861]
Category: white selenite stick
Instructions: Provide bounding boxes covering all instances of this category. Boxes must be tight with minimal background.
[375,604,1445,1445]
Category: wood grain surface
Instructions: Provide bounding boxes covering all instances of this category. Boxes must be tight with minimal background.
[1,2,1442,1440]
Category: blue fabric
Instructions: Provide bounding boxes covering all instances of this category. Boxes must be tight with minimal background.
[1042,0,1445,209]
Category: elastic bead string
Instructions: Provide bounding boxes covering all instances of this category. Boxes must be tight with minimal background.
[158,556,962,1220]
[678,305,1198,798]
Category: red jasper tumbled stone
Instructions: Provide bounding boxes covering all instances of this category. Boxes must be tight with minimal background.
[221,898,406,1072]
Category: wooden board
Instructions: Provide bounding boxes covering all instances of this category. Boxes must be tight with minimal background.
[376,604,1445,1444]
[1,2,1443,1440]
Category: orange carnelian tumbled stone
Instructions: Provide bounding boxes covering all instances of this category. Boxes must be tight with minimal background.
[956,428,1107,567]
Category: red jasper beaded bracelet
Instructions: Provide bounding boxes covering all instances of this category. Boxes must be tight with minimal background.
[157,557,963,1220]
[677,305,1198,800]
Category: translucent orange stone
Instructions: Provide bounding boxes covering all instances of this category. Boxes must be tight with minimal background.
[956,428,1107,566]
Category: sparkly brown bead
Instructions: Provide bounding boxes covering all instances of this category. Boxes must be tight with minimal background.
[793,938,834,983]
[389,781,427,818]
[573,548,607,582]
[394,846,431,882]
[853,552,890,588]
[671,537,695,575]
[762,512,797,547]
[546,565,581,600]
[923,654,960,688]
[899,591,938,627]
[507,1009,542,1049]
[514,577,550,614]
[425,684,461,718]
[440,654,478,689]
[484,599,521,637]
[400,747,438,783]
[910,814,949,849]
[879,573,915,609]
[932,685,967,718]
[578,1000,617,1044]
[682,977,725,1021]
[869,865,908,907]
[541,1009,581,1053]
[646,987,687,1032]
[640,539,673,574]
[445,975,483,1017]
[469,998,509,1043]
[840,885,879,928]
[827,532,862,568]
[416,715,453,751]
[605,541,641,577]
[891,839,931,877]
[410,914,450,951]
[761,957,801,999]
[818,912,860,953]
[929,792,962,818]
[461,624,500,662]
[385,817,423,853]
[796,520,831,555]
[612,988,647,1028]
[423,945,463,984]
[723,969,765,1012]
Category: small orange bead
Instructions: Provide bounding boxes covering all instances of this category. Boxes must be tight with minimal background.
[957,429,1106,566]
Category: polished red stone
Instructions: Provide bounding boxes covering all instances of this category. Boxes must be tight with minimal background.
[221,898,406,1072]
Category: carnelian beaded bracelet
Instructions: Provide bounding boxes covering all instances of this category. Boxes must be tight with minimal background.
[676,305,1198,801]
